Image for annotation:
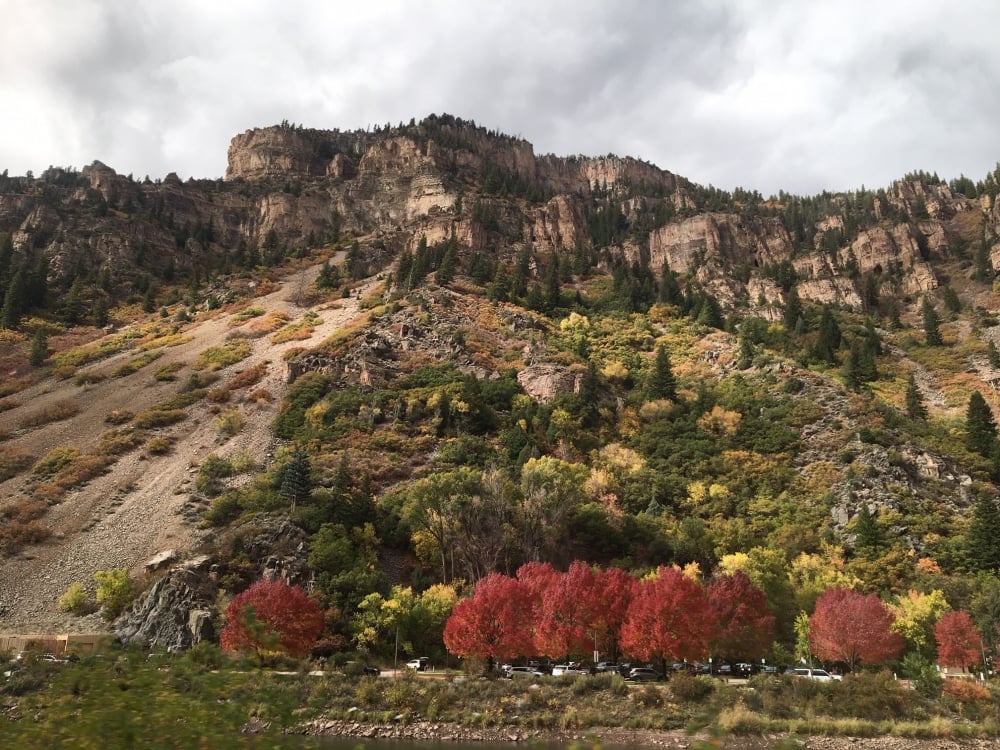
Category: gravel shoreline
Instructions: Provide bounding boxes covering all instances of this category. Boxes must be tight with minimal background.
[295,719,999,749]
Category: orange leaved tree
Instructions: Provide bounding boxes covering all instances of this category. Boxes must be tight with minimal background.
[621,566,716,671]
[809,587,904,672]
[220,579,324,660]
[934,610,982,669]
[443,573,534,670]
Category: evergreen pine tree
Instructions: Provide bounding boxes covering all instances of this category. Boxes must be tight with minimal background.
[988,341,1000,369]
[648,344,677,400]
[1,264,26,328]
[888,303,902,331]
[854,502,884,557]
[973,230,992,282]
[434,240,457,286]
[29,327,48,366]
[783,288,803,331]
[905,372,927,420]
[279,449,312,510]
[965,391,998,457]
[812,305,841,364]
[967,493,1000,572]
[62,278,83,326]
[658,262,682,305]
[922,297,942,346]
[544,253,560,311]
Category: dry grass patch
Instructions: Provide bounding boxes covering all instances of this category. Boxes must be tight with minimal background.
[226,362,268,391]
[0,398,19,413]
[17,399,80,429]
[154,361,185,381]
[32,447,80,477]
[246,310,290,337]
[0,446,35,481]
[0,498,51,554]
[145,436,175,456]
[229,306,265,326]
[32,454,113,501]
[114,350,163,377]
[137,331,192,351]
[74,371,107,385]
[193,340,252,371]
[133,408,188,429]
[105,409,135,425]
[51,332,136,369]
[270,311,322,344]
[96,428,143,456]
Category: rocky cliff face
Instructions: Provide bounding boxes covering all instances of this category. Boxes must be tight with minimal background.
[2,115,999,317]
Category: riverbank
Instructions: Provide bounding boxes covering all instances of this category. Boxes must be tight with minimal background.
[296,719,999,749]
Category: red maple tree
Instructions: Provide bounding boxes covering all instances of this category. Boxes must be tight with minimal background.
[593,566,635,662]
[220,579,324,659]
[535,560,602,659]
[707,570,775,661]
[443,573,535,667]
[934,610,982,669]
[621,566,717,667]
[809,587,904,671]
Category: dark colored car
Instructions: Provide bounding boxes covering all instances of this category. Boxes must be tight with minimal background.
[626,667,664,682]
[363,665,380,676]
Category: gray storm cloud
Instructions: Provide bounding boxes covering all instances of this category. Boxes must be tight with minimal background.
[1,0,998,195]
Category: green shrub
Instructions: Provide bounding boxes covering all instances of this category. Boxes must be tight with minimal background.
[94,568,133,620]
[670,672,716,702]
[154,361,185,381]
[33,447,80,477]
[202,492,242,527]
[58,582,96,615]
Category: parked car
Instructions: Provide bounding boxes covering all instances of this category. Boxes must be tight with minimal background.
[405,657,429,672]
[595,661,620,673]
[626,667,664,682]
[363,665,381,677]
[503,665,546,678]
[792,667,841,682]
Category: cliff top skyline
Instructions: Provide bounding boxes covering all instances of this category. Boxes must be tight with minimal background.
[2,0,999,196]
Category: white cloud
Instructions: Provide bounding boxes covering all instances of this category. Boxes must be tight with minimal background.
[1,0,998,194]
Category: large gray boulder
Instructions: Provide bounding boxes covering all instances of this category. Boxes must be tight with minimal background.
[114,558,217,651]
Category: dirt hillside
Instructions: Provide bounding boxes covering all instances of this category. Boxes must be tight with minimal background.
[0,256,380,635]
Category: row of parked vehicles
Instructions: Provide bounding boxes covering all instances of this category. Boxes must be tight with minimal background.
[500,660,842,682]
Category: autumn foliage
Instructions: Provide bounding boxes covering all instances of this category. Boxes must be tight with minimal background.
[707,570,775,661]
[620,566,716,664]
[934,610,982,669]
[220,579,324,658]
[443,573,535,663]
[809,587,904,671]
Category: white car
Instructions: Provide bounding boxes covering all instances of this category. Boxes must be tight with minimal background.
[792,667,841,682]
[405,657,429,671]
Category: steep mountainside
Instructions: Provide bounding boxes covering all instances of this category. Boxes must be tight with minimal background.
[2,115,1000,654]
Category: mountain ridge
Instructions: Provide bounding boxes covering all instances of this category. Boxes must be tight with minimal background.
[1,115,999,656]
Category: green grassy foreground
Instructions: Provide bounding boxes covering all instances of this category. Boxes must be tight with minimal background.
[1,647,999,748]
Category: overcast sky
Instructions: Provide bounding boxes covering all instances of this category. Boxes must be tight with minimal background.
[2,0,998,196]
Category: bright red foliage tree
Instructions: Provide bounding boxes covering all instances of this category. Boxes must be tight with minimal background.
[593,566,635,662]
[621,566,717,668]
[935,610,982,669]
[443,573,535,667]
[535,561,602,659]
[220,579,324,659]
[707,570,775,661]
[809,587,904,671]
